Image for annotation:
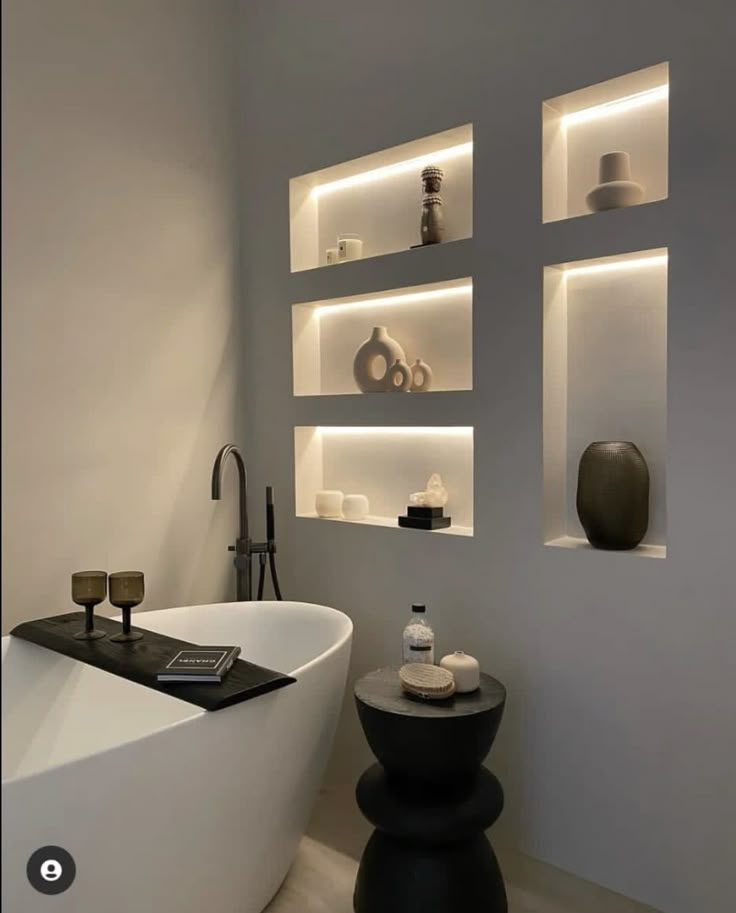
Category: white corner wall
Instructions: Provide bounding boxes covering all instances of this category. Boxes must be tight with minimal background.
[235,3,736,913]
[1,0,241,633]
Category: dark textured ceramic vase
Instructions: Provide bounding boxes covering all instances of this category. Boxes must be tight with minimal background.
[576,441,650,550]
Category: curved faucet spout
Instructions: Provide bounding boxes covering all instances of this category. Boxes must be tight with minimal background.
[211,444,282,603]
[211,444,249,542]
[212,444,252,601]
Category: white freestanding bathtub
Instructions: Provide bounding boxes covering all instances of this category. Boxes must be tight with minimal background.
[1,601,352,913]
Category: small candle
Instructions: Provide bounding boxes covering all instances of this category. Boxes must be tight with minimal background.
[343,494,369,520]
[315,490,344,518]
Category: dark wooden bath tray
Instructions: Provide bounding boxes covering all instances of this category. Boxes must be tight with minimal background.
[11,612,296,711]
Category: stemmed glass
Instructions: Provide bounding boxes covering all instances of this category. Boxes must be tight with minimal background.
[72,571,108,640]
[109,571,144,643]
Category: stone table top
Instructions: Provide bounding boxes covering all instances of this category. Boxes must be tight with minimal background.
[354,666,506,719]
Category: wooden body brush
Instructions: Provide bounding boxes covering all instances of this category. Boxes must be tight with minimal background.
[399,663,456,700]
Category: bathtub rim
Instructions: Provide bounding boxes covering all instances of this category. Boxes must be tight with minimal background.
[1,600,353,788]
[134,600,353,679]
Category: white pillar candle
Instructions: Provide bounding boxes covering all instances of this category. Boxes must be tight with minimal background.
[337,234,363,261]
[315,490,344,518]
[342,494,369,520]
[439,651,480,693]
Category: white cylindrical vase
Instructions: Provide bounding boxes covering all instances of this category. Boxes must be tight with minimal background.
[315,490,344,518]
[440,651,480,693]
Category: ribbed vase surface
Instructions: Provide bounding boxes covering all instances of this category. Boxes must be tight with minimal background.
[576,441,650,550]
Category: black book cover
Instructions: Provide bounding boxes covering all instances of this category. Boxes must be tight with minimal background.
[157,646,241,682]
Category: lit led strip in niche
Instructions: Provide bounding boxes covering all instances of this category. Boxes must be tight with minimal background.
[316,426,473,437]
[562,85,668,127]
[564,253,667,278]
[316,283,472,316]
[311,142,472,197]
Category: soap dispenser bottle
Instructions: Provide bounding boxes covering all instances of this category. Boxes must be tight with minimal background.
[402,603,435,665]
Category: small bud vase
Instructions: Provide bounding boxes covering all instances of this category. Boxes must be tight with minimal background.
[440,652,481,693]
[410,358,434,392]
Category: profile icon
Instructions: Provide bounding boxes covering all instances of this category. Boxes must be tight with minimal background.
[40,858,63,881]
[27,846,76,895]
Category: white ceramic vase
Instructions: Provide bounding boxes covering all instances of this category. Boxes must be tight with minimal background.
[586,151,644,212]
[353,327,406,393]
[342,494,369,520]
[410,358,434,392]
[315,490,344,518]
[386,358,413,392]
[440,651,480,693]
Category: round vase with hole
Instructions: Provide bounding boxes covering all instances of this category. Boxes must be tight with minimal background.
[410,358,434,392]
[576,441,650,550]
[386,358,412,392]
[353,327,406,393]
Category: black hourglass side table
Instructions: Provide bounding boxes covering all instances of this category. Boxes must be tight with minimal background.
[353,667,507,913]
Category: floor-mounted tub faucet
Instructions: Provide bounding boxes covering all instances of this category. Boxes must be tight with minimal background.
[211,444,282,601]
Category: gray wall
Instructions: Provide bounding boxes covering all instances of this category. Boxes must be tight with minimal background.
[2,0,241,633]
[236,3,736,912]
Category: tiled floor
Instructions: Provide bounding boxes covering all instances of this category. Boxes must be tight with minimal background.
[265,837,662,913]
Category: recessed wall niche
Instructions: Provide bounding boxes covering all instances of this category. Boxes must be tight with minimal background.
[294,426,473,536]
[289,125,472,272]
[543,249,667,558]
[292,278,472,396]
[543,63,669,222]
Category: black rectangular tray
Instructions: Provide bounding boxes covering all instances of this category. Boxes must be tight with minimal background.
[11,612,296,711]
